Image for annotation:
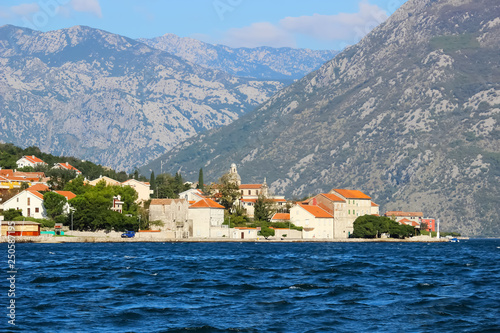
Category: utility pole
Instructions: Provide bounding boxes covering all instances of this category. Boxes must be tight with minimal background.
[437,218,440,239]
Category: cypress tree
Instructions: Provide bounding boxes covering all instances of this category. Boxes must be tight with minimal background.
[150,170,156,192]
[198,168,204,192]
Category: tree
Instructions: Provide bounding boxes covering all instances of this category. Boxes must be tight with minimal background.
[149,171,156,196]
[216,173,241,210]
[254,194,275,222]
[198,168,204,192]
[2,209,22,221]
[353,215,414,239]
[43,192,67,220]
[259,225,275,239]
[64,175,88,195]
[20,182,30,190]
[47,168,76,190]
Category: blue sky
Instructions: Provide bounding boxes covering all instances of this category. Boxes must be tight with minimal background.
[0,0,409,50]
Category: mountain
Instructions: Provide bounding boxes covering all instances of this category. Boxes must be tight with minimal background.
[0,25,285,171]
[141,0,500,236]
[138,34,338,80]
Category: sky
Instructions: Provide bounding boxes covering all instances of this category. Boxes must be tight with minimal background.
[0,0,409,50]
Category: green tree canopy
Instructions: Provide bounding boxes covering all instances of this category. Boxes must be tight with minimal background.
[43,192,67,220]
[214,173,241,210]
[198,168,204,192]
[2,208,22,221]
[353,215,415,239]
[254,194,275,222]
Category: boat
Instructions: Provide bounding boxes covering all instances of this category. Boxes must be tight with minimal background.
[449,238,459,243]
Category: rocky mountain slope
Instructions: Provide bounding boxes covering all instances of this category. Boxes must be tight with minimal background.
[0,25,285,170]
[142,0,500,236]
[138,34,337,80]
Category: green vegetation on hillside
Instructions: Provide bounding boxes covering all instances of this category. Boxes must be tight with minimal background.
[430,33,480,53]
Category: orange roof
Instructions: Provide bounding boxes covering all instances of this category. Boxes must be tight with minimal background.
[385,211,423,217]
[271,213,290,220]
[399,218,411,223]
[371,202,379,207]
[54,191,77,200]
[239,184,262,189]
[234,227,257,230]
[190,198,225,209]
[299,204,333,218]
[55,162,81,173]
[22,155,46,164]
[150,199,186,205]
[320,193,345,202]
[272,198,287,202]
[27,190,44,200]
[28,184,50,192]
[333,189,371,199]
[241,199,257,203]
[0,169,13,177]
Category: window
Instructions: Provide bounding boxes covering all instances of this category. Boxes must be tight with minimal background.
[241,190,244,195]
[35,208,39,213]
[17,198,19,202]
[27,208,31,217]
[256,190,259,195]
[27,198,30,205]
[248,190,251,195]
[348,210,350,214]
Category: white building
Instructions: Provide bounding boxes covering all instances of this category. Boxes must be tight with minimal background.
[290,204,334,239]
[52,162,82,175]
[121,179,153,203]
[179,188,205,204]
[16,155,47,169]
[2,185,76,219]
[189,198,226,238]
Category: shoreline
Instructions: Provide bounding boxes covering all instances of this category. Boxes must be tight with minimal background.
[1,235,463,244]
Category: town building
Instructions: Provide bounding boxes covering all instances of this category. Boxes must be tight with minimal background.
[227,163,287,217]
[121,179,153,203]
[179,188,205,204]
[0,169,45,189]
[1,221,41,236]
[149,199,190,238]
[88,176,122,186]
[189,197,226,238]
[2,184,76,219]
[16,155,48,169]
[421,218,436,232]
[290,204,334,239]
[270,213,290,222]
[53,162,82,175]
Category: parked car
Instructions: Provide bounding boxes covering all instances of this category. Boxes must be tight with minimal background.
[121,231,135,238]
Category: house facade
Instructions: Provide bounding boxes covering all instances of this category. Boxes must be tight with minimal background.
[188,198,226,238]
[2,185,76,219]
[290,204,334,239]
[16,155,47,169]
[149,199,190,238]
[53,162,82,175]
[121,179,152,203]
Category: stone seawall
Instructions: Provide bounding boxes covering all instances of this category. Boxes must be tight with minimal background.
[0,235,453,243]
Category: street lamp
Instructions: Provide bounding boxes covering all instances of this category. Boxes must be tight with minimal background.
[70,207,75,232]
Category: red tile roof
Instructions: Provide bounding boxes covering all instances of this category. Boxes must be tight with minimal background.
[55,162,81,173]
[239,184,262,189]
[54,191,77,200]
[333,189,371,199]
[299,204,333,218]
[28,184,50,192]
[241,199,257,203]
[150,199,186,205]
[22,155,46,164]
[320,193,345,202]
[190,198,225,209]
[371,202,379,207]
[28,190,44,200]
[271,213,290,221]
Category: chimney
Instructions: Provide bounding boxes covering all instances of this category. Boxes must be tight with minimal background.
[66,162,69,166]
[32,155,35,159]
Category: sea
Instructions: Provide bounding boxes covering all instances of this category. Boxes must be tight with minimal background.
[2,239,500,332]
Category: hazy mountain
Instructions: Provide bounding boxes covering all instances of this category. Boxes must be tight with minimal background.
[0,25,285,170]
[138,34,338,80]
[141,0,500,236]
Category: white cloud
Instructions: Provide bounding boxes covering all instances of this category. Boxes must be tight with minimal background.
[280,1,388,42]
[10,3,40,16]
[216,1,388,49]
[221,22,296,48]
[71,0,102,18]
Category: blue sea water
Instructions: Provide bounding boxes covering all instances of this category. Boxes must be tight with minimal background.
[2,240,500,332]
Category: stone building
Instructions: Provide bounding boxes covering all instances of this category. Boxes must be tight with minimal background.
[149,199,190,238]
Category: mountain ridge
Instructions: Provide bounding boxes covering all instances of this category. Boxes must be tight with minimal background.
[141,0,500,236]
[0,24,288,170]
[138,34,338,80]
